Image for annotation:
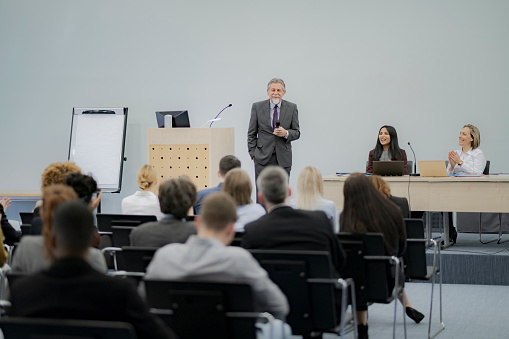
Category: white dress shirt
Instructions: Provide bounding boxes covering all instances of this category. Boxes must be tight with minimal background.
[234,203,266,232]
[121,190,164,220]
[448,148,486,175]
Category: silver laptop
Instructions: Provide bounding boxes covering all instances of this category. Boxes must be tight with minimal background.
[418,161,448,177]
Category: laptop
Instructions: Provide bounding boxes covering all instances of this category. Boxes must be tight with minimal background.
[372,161,405,176]
[418,161,448,177]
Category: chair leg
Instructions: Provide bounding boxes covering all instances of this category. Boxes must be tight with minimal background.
[498,213,503,244]
[479,213,497,244]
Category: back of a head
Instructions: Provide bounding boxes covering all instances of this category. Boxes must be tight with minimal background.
[158,176,197,219]
[222,168,252,206]
[52,201,95,255]
[257,166,288,204]
[296,166,323,210]
[42,185,79,233]
[370,175,391,199]
[219,155,241,177]
[41,161,81,190]
[137,165,157,190]
[66,173,98,204]
[200,192,238,232]
[341,173,405,253]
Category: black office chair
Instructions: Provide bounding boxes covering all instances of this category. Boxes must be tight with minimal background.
[144,280,273,339]
[18,212,34,225]
[249,249,357,339]
[0,317,136,339]
[337,233,406,339]
[404,218,444,338]
[111,226,136,247]
[96,214,157,233]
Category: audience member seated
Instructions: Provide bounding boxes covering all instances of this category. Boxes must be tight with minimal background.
[371,175,410,218]
[122,165,163,219]
[241,166,345,275]
[0,196,20,245]
[145,192,289,319]
[193,155,241,215]
[130,176,196,247]
[340,173,424,339]
[11,185,107,274]
[31,161,82,235]
[0,214,8,267]
[291,166,336,228]
[8,201,177,339]
[222,168,266,232]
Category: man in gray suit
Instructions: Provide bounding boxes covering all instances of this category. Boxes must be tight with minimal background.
[130,176,196,248]
[247,78,300,180]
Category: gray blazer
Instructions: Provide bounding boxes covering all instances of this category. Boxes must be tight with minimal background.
[129,218,196,248]
[247,99,300,167]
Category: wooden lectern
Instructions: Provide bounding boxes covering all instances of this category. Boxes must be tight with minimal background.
[147,128,235,190]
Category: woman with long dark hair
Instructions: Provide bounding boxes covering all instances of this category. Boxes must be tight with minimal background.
[366,125,408,174]
[340,173,424,338]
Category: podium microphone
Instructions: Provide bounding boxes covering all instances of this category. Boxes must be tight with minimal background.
[408,142,418,175]
[209,104,232,127]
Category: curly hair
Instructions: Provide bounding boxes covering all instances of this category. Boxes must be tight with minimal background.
[66,173,98,204]
[41,162,81,190]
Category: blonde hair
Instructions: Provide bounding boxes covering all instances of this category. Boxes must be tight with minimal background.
[41,184,78,261]
[464,124,481,149]
[41,162,81,190]
[296,166,324,210]
[222,168,252,206]
[370,175,391,199]
[137,165,157,190]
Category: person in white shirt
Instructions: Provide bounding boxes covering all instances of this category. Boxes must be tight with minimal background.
[222,168,266,232]
[446,124,487,244]
[447,124,486,175]
[291,166,337,231]
[122,165,164,219]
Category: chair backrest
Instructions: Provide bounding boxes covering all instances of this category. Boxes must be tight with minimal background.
[18,224,30,237]
[337,233,394,304]
[404,218,428,279]
[19,212,34,225]
[96,214,157,232]
[6,271,28,289]
[249,249,338,335]
[144,280,258,339]
[484,160,490,175]
[230,232,244,247]
[0,317,136,339]
[116,247,157,273]
[111,226,136,247]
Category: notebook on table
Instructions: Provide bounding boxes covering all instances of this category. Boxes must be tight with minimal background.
[372,161,405,176]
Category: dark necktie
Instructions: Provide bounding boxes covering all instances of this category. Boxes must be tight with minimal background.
[273,104,278,130]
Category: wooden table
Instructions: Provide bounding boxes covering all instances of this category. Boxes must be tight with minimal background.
[0,191,40,201]
[323,175,509,245]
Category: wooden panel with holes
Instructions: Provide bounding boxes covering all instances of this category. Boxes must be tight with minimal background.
[149,144,209,190]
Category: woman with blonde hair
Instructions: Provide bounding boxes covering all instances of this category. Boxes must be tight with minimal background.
[222,168,265,232]
[11,185,107,274]
[122,165,163,219]
[293,166,336,228]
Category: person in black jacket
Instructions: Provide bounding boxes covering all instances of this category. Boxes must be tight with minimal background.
[9,201,177,339]
[0,197,21,245]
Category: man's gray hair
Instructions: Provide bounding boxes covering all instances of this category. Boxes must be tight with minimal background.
[256,166,288,204]
[267,78,286,91]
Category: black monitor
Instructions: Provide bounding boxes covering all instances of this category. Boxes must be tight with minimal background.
[155,110,190,128]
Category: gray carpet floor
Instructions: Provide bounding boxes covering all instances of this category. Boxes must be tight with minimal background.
[296,282,509,339]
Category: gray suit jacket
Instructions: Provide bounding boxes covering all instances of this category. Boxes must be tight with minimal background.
[129,218,196,248]
[247,99,300,167]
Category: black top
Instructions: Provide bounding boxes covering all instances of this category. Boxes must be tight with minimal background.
[242,205,346,275]
[9,258,177,339]
[0,204,21,245]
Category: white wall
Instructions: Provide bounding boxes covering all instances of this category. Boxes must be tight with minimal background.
[1,0,508,213]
